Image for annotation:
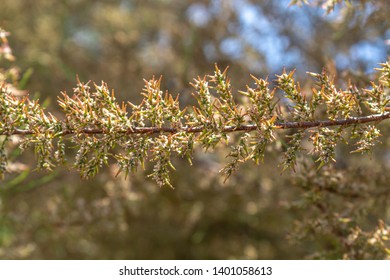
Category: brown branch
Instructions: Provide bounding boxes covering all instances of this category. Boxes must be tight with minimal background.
[4,112,390,136]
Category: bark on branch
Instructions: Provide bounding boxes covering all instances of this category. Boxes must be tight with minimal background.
[6,112,390,136]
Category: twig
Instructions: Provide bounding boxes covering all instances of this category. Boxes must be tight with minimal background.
[5,112,390,136]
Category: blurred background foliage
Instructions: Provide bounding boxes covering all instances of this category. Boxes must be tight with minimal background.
[0,0,390,259]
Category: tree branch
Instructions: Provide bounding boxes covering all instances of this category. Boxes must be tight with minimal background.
[5,112,389,137]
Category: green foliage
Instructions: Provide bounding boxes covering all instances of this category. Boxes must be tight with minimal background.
[290,164,390,259]
[1,53,390,186]
[1,44,389,186]
[0,0,390,260]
